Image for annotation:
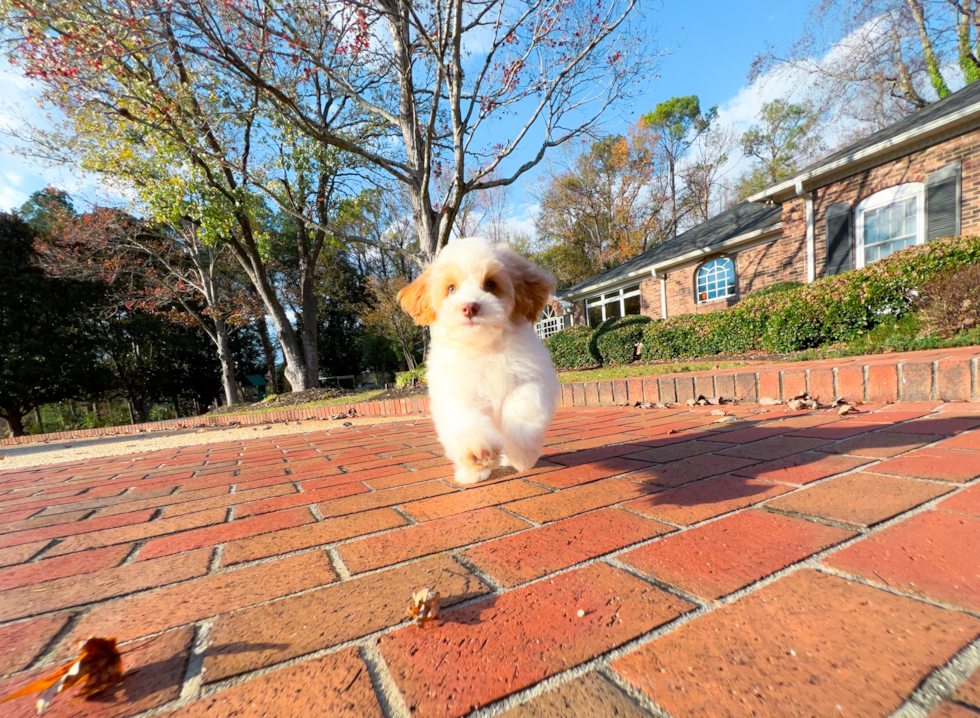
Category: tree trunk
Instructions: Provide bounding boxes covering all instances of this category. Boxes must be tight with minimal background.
[400,345,417,371]
[214,317,241,405]
[299,262,320,388]
[256,318,280,394]
[227,241,313,392]
[263,298,307,392]
[2,410,25,437]
[34,406,44,433]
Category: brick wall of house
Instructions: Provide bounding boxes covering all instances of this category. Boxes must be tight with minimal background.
[639,276,662,318]
[632,237,804,319]
[781,125,980,278]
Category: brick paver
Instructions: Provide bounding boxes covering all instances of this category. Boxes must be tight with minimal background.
[618,509,854,599]
[824,510,980,611]
[612,570,980,717]
[766,472,954,527]
[3,400,980,716]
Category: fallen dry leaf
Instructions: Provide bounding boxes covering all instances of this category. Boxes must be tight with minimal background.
[406,588,440,628]
[1,637,123,715]
[838,404,857,416]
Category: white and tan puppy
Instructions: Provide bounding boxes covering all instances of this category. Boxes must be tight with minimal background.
[398,237,560,485]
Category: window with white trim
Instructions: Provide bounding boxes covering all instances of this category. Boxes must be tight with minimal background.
[585,284,641,326]
[855,183,925,268]
[696,258,735,302]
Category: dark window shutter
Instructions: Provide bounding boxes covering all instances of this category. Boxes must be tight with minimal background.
[926,162,961,241]
[825,203,852,276]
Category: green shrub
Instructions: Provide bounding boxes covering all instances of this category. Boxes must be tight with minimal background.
[748,281,803,297]
[545,326,595,368]
[641,236,980,360]
[590,315,653,365]
[395,364,427,388]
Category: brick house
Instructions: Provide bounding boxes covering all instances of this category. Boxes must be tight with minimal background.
[544,80,980,333]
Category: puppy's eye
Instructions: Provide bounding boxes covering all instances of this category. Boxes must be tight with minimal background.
[447,284,457,295]
[483,280,497,292]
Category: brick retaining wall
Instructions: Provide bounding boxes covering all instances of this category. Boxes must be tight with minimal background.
[4,345,979,447]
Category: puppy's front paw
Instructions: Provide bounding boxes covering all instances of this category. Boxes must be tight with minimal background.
[459,432,502,472]
[454,466,492,485]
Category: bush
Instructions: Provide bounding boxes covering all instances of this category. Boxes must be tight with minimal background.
[395,364,427,388]
[640,236,980,360]
[748,281,803,298]
[591,315,653,365]
[917,264,980,337]
[545,326,595,368]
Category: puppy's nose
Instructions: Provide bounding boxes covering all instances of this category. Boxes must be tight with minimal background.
[461,302,481,318]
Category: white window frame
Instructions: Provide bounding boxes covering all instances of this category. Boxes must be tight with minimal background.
[855,183,925,269]
[695,257,736,304]
[584,284,642,327]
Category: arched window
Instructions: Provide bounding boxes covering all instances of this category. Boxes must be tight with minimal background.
[696,258,735,302]
[855,183,925,268]
[541,304,555,319]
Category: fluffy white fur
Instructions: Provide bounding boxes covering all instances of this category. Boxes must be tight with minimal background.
[398,237,560,485]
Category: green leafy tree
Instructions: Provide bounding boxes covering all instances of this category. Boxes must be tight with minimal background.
[642,96,717,237]
[0,213,106,436]
[734,100,825,200]
[0,0,651,266]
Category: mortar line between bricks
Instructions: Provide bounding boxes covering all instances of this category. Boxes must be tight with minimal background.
[359,641,413,718]
[177,620,212,703]
[27,610,85,672]
[605,557,709,609]
[389,505,417,526]
[326,546,352,580]
[495,504,542,528]
[815,563,980,619]
[891,637,980,718]
[598,666,676,718]
[450,551,507,592]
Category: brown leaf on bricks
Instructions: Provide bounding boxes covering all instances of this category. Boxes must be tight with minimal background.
[1,637,123,714]
[406,588,441,628]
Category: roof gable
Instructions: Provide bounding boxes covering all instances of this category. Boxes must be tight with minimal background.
[564,201,781,298]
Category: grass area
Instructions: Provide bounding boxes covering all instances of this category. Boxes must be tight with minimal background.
[218,389,388,416]
[557,361,749,383]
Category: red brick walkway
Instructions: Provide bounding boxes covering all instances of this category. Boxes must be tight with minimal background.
[1,402,979,717]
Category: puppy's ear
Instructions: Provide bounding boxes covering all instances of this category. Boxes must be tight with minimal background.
[398,268,436,326]
[505,249,556,323]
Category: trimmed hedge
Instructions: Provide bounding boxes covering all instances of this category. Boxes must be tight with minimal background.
[591,315,653,365]
[748,281,803,297]
[544,326,594,368]
[641,236,980,360]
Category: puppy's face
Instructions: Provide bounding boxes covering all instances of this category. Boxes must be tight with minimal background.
[398,238,555,343]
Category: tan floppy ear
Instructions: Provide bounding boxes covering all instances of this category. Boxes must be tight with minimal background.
[506,249,556,323]
[397,268,436,326]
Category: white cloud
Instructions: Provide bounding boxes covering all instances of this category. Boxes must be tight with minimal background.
[0,184,27,211]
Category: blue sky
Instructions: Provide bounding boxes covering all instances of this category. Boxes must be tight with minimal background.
[0,0,814,227]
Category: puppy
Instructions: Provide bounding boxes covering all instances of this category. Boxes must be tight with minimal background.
[398,237,560,484]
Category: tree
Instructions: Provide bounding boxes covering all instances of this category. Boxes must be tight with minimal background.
[734,100,825,200]
[31,197,253,407]
[361,276,424,371]
[533,121,669,279]
[98,310,222,423]
[316,248,368,378]
[0,213,106,436]
[681,123,739,225]
[0,0,652,266]
[642,96,717,237]
[0,8,356,393]
[751,0,980,135]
